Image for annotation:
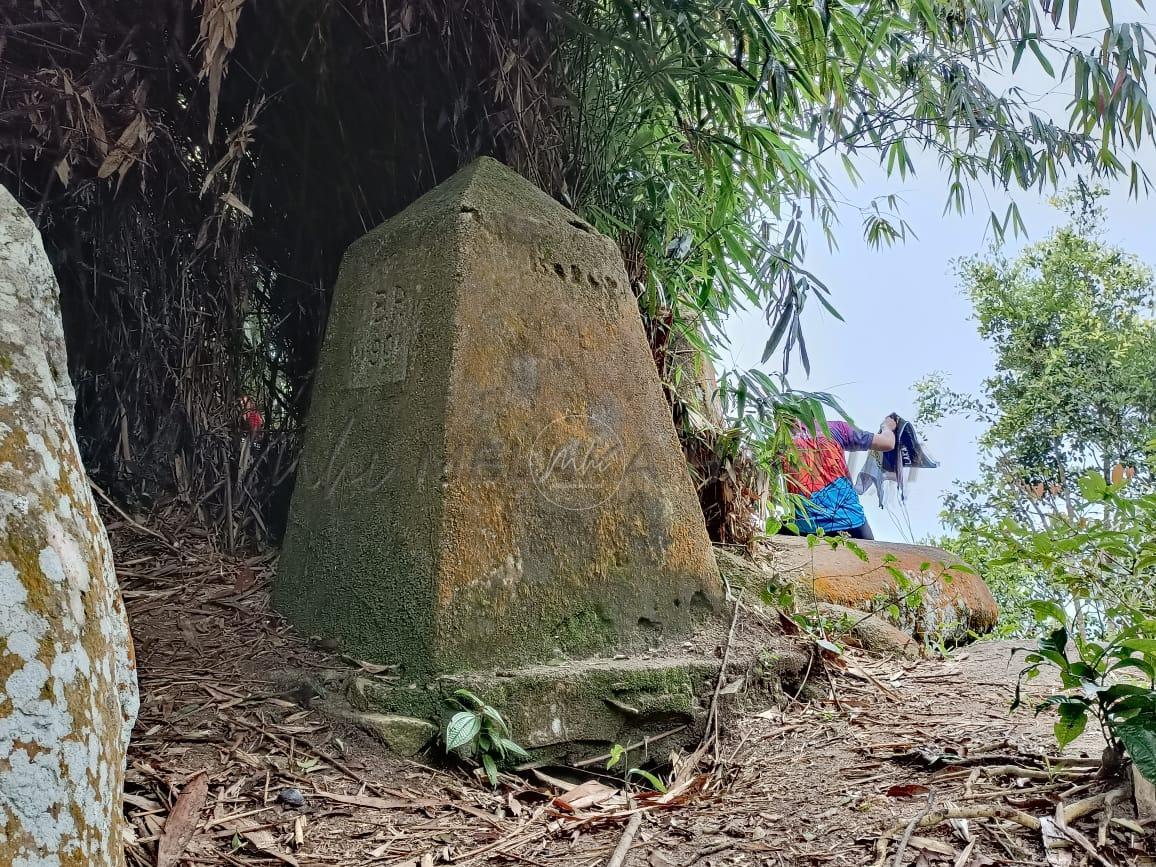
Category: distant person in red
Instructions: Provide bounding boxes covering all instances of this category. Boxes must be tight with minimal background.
[780,414,896,539]
[239,396,264,438]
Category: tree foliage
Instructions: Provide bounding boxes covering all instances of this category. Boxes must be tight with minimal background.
[919,186,1156,630]
[2,0,1155,543]
[918,186,1156,532]
[918,189,1156,770]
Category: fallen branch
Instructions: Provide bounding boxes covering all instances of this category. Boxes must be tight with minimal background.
[1055,806,1118,867]
[876,808,1044,867]
[1098,793,1116,848]
[91,477,183,554]
[230,717,409,802]
[935,764,1092,782]
[822,653,845,713]
[702,597,742,761]
[450,811,550,864]
[845,665,902,702]
[789,646,816,705]
[605,802,643,867]
[1110,816,1145,834]
[951,754,1100,769]
[893,791,936,867]
[573,726,689,769]
[872,828,893,867]
[918,805,1041,832]
[1063,787,1126,824]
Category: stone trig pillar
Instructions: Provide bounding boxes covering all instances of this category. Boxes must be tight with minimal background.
[277,158,721,675]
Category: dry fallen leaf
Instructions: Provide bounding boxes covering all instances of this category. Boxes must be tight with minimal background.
[908,835,958,857]
[310,790,439,811]
[242,828,299,866]
[355,659,395,675]
[886,783,931,799]
[718,676,746,695]
[1038,817,1074,867]
[233,565,257,594]
[97,114,148,180]
[554,780,618,811]
[221,191,253,218]
[156,771,209,867]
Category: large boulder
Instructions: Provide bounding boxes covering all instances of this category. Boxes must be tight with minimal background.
[277,158,722,676]
[0,187,138,866]
[717,538,998,646]
[766,537,998,642]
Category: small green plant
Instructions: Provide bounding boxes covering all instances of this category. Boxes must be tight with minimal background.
[606,743,668,793]
[444,689,530,786]
[1015,602,1156,782]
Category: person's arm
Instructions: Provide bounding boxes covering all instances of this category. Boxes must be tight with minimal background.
[870,416,897,452]
[830,420,875,452]
[830,418,896,452]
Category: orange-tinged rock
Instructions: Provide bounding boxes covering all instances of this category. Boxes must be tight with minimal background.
[767,537,998,641]
[277,158,722,675]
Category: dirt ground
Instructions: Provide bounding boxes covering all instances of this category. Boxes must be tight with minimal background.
[113,522,1150,867]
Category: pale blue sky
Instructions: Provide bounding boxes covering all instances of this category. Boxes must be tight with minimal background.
[723,10,1156,542]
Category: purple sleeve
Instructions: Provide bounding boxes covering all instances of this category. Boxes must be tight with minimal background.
[828,420,875,451]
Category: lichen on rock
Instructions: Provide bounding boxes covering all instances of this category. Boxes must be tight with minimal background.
[276,158,722,676]
[0,185,138,867]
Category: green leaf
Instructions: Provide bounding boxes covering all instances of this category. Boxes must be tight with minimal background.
[816,638,843,656]
[1029,39,1055,77]
[607,743,627,770]
[480,704,511,737]
[1118,719,1156,783]
[445,711,482,751]
[845,541,869,562]
[627,768,668,792]
[500,738,531,761]
[453,688,484,709]
[1099,683,1155,711]
[1119,639,1156,656]
[1039,627,1070,663]
[762,304,794,363]
[1028,600,1068,626]
[1054,704,1087,749]
[1107,658,1156,681]
[481,752,499,787]
[1012,38,1027,73]
[1078,473,1109,502]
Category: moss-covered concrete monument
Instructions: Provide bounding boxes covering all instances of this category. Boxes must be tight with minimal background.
[277,158,722,680]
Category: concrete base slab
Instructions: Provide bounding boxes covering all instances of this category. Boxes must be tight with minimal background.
[347,656,724,763]
[320,703,438,756]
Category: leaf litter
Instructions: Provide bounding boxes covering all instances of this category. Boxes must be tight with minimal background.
[114,516,1154,866]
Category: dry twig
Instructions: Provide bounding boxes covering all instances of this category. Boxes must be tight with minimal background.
[605,805,644,867]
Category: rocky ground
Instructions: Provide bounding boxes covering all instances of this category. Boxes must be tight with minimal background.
[113,519,1149,867]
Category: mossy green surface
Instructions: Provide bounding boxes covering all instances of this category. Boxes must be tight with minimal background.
[348,657,719,760]
[276,158,723,676]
